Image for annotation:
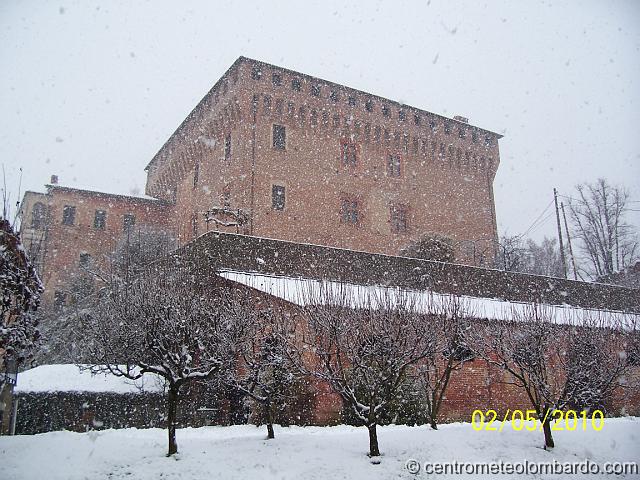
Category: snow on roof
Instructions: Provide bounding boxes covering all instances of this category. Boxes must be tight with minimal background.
[15,365,165,394]
[219,270,639,328]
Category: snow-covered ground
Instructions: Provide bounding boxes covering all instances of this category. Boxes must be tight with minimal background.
[1,418,638,479]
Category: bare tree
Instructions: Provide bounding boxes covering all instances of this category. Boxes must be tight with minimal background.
[417,296,474,430]
[79,270,238,456]
[495,235,527,272]
[523,237,564,278]
[300,285,434,457]
[474,305,635,449]
[568,179,638,279]
[227,295,301,439]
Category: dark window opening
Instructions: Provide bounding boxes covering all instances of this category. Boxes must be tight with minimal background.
[79,252,91,267]
[365,99,374,112]
[381,104,390,117]
[329,90,339,102]
[414,114,421,126]
[444,123,452,134]
[263,95,272,114]
[272,73,282,86]
[224,133,232,160]
[62,205,76,225]
[472,131,479,143]
[459,128,466,139]
[272,185,286,210]
[340,197,360,225]
[273,124,286,150]
[348,96,357,106]
[123,214,136,232]
[31,202,46,229]
[54,290,66,308]
[193,162,200,188]
[485,135,492,146]
[191,214,198,238]
[291,77,301,91]
[251,66,262,80]
[94,210,107,230]
[387,154,401,177]
[390,204,408,233]
[341,141,357,168]
[311,84,321,97]
[398,110,406,121]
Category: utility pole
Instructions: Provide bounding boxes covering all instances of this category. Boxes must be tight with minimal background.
[561,201,578,280]
[554,188,567,278]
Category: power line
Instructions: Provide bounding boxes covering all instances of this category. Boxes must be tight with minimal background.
[516,199,555,238]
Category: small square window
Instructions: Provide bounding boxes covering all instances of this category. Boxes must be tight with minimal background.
[62,205,76,225]
[79,252,91,267]
[414,114,421,126]
[273,124,286,150]
[251,66,262,80]
[311,84,321,97]
[224,133,232,160]
[272,185,285,210]
[329,90,339,102]
[365,99,374,112]
[94,210,106,230]
[390,204,408,233]
[272,73,282,86]
[123,214,135,232]
[348,96,357,106]
[472,131,479,143]
[387,154,401,177]
[54,290,66,308]
[484,135,492,146]
[382,104,390,117]
[398,110,406,121]
[340,197,360,225]
[291,78,301,91]
[341,141,357,168]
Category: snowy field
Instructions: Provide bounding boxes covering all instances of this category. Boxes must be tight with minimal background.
[1,418,639,479]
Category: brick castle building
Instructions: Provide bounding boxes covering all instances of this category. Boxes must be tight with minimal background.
[20,57,502,307]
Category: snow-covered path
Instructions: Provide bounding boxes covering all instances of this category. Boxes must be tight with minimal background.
[1,419,639,479]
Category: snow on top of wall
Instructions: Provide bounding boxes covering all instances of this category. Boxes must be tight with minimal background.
[15,365,165,394]
[219,270,639,328]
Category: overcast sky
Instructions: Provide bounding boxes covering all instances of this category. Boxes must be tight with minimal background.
[1,0,639,240]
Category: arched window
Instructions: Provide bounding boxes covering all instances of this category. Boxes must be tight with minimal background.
[31,202,46,229]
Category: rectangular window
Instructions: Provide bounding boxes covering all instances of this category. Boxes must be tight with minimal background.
[340,197,360,225]
[348,96,357,106]
[193,162,199,188]
[329,90,339,102]
[444,123,451,134]
[123,214,136,232]
[365,99,374,112]
[54,291,66,308]
[94,210,107,230]
[311,84,321,97]
[251,66,262,80]
[224,133,232,160]
[79,252,91,267]
[263,95,272,114]
[459,127,466,139]
[390,204,408,233]
[272,73,282,86]
[398,110,406,121]
[291,77,301,91]
[273,124,286,150]
[472,131,479,143]
[414,114,421,126]
[387,154,401,177]
[62,205,76,225]
[382,104,390,117]
[341,141,357,168]
[272,185,286,210]
[191,214,198,238]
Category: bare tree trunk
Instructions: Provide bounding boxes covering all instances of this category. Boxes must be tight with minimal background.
[265,400,275,439]
[367,423,380,457]
[541,410,554,450]
[167,386,179,456]
[430,418,438,430]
